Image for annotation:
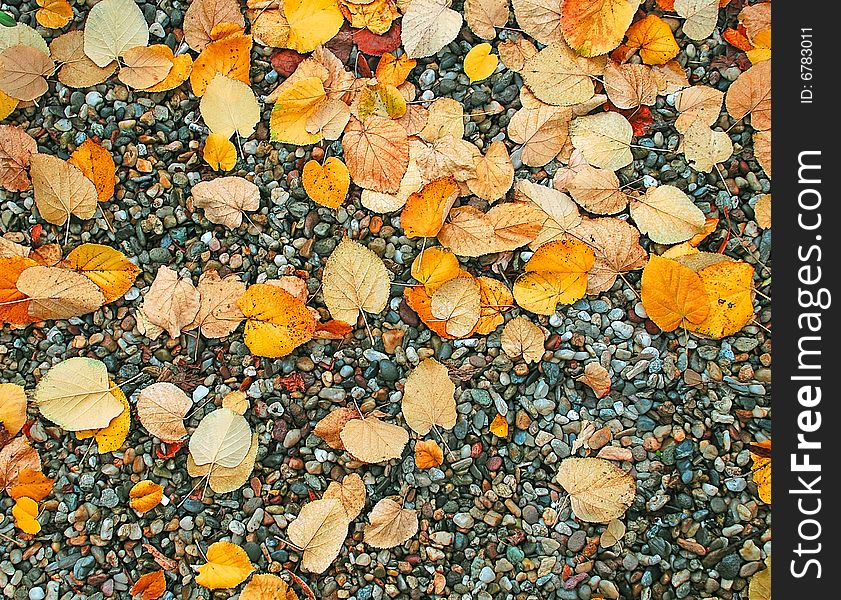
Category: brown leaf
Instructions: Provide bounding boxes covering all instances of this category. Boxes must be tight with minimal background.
[186,270,245,339]
[184,0,245,51]
[15,265,106,320]
[577,362,612,398]
[143,266,200,338]
[0,45,53,101]
[571,217,648,294]
[500,316,544,363]
[342,116,409,193]
[0,436,41,492]
[323,473,366,520]
[363,497,419,548]
[50,30,117,89]
[314,407,361,450]
[0,124,37,192]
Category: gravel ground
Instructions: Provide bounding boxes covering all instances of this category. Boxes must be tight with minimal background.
[1,1,771,599]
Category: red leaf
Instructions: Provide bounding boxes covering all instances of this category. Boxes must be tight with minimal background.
[277,372,306,393]
[326,25,355,64]
[271,49,306,77]
[155,440,185,459]
[722,27,753,52]
[354,21,402,56]
[603,103,654,137]
[30,224,42,245]
[313,319,353,339]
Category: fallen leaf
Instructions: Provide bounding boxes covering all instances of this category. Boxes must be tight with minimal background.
[603,62,658,109]
[739,2,771,41]
[749,439,771,504]
[61,243,139,303]
[237,284,316,357]
[50,30,117,89]
[464,43,498,82]
[13,496,40,534]
[118,45,173,89]
[683,258,755,339]
[599,518,626,547]
[375,52,417,87]
[467,140,514,202]
[9,468,54,501]
[302,157,350,209]
[569,112,633,170]
[287,498,350,573]
[268,76,326,146]
[189,406,251,469]
[355,81,407,120]
[401,177,460,238]
[0,383,26,436]
[725,59,771,131]
[364,497,419,548]
[143,266,200,338]
[343,116,409,193]
[500,316,544,363]
[401,0,463,58]
[0,256,36,325]
[322,238,391,327]
[0,124,37,192]
[83,0,149,68]
[0,45,53,101]
[0,436,41,491]
[682,121,733,173]
[513,239,594,315]
[411,247,460,294]
[557,457,636,523]
[577,362,611,398]
[203,133,238,171]
[511,0,564,45]
[624,15,680,65]
[754,194,771,229]
[129,480,164,513]
[15,265,105,320]
[75,382,130,453]
[130,571,167,600]
[187,270,245,339]
[30,154,98,226]
[465,0,509,39]
[35,0,73,29]
[340,415,409,463]
[136,382,192,442]
[184,0,245,51]
[674,85,724,133]
[415,439,444,469]
[307,98,352,140]
[561,0,637,57]
[402,358,456,435]
[200,74,261,139]
[192,176,260,228]
[753,129,771,178]
[283,0,344,53]
[187,432,258,493]
[572,216,648,294]
[475,276,513,334]
[314,408,361,450]
[340,0,400,36]
[515,179,581,249]
[749,556,771,600]
[561,162,626,214]
[68,140,116,203]
[674,0,719,41]
[240,573,299,600]
[195,541,255,589]
[521,41,602,106]
[490,413,509,437]
[190,33,252,97]
[323,473,366,520]
[640,254,710,331]
[629,185,706,244]
[431,276,481,337]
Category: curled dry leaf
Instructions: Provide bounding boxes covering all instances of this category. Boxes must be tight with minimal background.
[30,154,98,226]
[136,382,192,442]
[342,116,409,194]
[415,439,444,469]
[187,432,258,493]
[577,362,612,398]
[556,457,636,523]
[341,0,399,36]
[516,179,582,250]
[340,415,409,464]
[240,574,299,600]
[465,0,509,39]
[364,497,419,549]
[0,383,26,436]
[237,284,316,358]
[189,407,251,470]
[129,480,164,513]
[192,176,260,228]
[83,0,149,67]
[640,255,710,332]
[130,571,167,600]
[431,276,481,337]
[0,124,37,192]
[314,407,360,451]
[195,541,255,589]
[629,185,706,244]
[186,270,245,339]
[287,498,350,574]
[560,0,637,57]
[322,238,391,327]
[513,239,595,315]
[34,357,123,431]
[500,316,545,364]
[143,266,200,338]
[323,473,366,520]
[401,0,463,58]
[402,358,457,435]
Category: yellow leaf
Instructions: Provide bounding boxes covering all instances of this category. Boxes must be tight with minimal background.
[195,541,255,589]
[561,0,637,57]
[466,140,514,202]
[569,112,633,170]
[237,284,316,357]
[62,243,140,303]
[749,556,771,600]
[130,571,167,600]
[269,77,327,146]
[684,259,755,339]
[284,0,344,52]
[401,177,460,238]
[9,468,54,501]
[375,53,417,87]
[302,157,350,209]
[490,413,508,438]
[356,82,407,120]
[749,440,771,504]
[200,74,261,138]
[624,15,680,65]
[640,255,709,332]
[75,382,130,453]
[68,139,115,203]
[12,496,40,534]
[464,43,498,83]
[0,382,26,436]
[521,40,602,106]
[35,0,73,30]
[190,33,252,97]
[203,133,237,171]
[746,28,771,64]
[513,239,594,315]
[129,480,164,513]
[340,0,400,36]
[414,439,444,469]
[411,247,461,294]
[475,276,512,334]
[0,90,18,121]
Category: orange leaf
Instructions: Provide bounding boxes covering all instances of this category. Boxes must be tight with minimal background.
[0,256,37,325]
[131,571,167,600]
[400,177,460,238]
[314,319,354,339]
[68,139,115,202]
[688,217,719,247]
[12,496,40,534]
[237,284,316,358]
[302,157,350,209]
[35,0,73,29]
[625,15,680,65]
[10,468,54,501]
[203,133,237,171]
[640,255,709,332]
[490,413,508,438]
[722,27,754,53]
[129,480,164,513]
[190,34,252,96]
[404,286,454,339]
[561,0,637,58]
[415,439,444,469]
[375,52,417,87]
